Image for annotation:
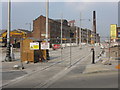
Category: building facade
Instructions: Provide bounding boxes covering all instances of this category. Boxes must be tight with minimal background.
[117,27,120,42]
[32,15,71,43]
[32,15,100,45]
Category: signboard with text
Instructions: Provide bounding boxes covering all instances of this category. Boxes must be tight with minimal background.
[110,24,117,39]
[41,42,50,50]
[30,42,39,50]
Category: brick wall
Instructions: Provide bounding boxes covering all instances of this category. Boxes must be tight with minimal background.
[32,15,71,43]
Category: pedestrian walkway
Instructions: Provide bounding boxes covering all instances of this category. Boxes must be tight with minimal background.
[83,57,119,74]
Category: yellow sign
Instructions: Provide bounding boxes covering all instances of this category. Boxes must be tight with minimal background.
[110,24,117,39]
[30,42,39,50]
[62,38,67,40]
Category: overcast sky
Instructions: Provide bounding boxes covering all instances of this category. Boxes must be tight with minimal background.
[1,0,119,39]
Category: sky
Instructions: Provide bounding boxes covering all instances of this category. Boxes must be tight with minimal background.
[1,0,119,40]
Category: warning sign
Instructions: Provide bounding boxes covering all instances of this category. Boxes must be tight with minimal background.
[30,42,39,50]
[41,42,50,50]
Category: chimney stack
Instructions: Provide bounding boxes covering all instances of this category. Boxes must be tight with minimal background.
[93,11,96,33]
[93,11,97,43]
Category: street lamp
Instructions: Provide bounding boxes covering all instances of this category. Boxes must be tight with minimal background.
[45,0,50,60]
[61,13,63,48]
[46,0,49,42]
[5,0,12,62]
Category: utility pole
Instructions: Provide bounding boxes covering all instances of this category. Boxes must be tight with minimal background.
[76,26,78,45]
[5,0,12,62]
[61,13,63,48]
[108,36,111,61]
[46,0,49,42]
[79,12,82,47]
[45,0,50,60]
[87,29,89,44]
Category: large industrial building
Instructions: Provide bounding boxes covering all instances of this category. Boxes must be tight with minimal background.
[32,15,100,45]
[0,15,100,47]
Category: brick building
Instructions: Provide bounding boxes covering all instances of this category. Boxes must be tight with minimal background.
[32,15,71,43]
[32,15,100,45]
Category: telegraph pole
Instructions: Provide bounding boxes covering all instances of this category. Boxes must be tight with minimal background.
[79,12,82,47]
[5,0,12,62]
[61,13,63,48]
[45,0,50,60]
[76,26,78,45]
[46,0,49,42]
[87,29,89,44]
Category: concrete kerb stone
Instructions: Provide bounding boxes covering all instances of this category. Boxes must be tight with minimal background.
[83,64,111,74]
[83,56,118,74]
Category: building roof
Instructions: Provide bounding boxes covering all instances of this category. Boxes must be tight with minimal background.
[12,29,31,34]
[0,30,7,35]
[34,15,69,26]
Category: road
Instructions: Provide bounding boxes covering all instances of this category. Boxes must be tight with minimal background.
[48,70,118,88]
[2,45,103,88]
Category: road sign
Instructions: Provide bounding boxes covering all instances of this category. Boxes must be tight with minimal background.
[30,42,39,50]
[41,42,50,50]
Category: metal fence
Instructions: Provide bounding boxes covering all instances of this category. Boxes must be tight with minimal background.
[1,37,119,70]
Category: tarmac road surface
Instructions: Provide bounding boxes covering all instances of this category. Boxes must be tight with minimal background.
[48,72,118,88]
[1,45,103,88]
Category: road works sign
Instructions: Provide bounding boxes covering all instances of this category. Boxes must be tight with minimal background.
[110,24,117,39]
[30,42,39,50]
[41,42,50,50]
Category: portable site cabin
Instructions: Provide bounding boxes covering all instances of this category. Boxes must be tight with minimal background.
[20,38,48,63]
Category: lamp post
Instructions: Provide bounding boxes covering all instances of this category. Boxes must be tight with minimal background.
[79,13,82,47]
[45,0,50,60]
[61,13,63,48]
[5,0,12,62]
[87,28,89,44]
[76,26,78,45]
[46,0,49,42]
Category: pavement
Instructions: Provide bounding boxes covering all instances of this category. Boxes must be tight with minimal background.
[1,47,119,88]
[83,58,119,74]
